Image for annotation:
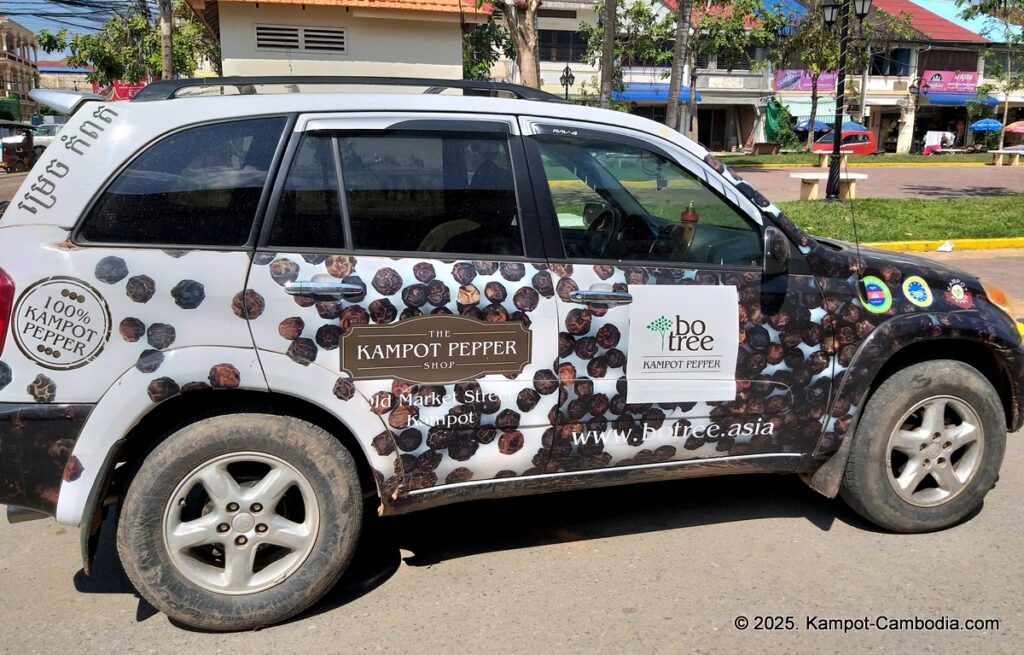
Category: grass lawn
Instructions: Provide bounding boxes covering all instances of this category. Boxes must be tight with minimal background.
[722,153,992,166]
[776,195,1024,242]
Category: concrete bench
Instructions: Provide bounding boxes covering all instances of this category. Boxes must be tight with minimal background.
[816,149,854,168]
[790,172,868,200]
[990,150,1021,166]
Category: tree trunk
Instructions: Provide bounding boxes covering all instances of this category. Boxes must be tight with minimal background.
[506,1,542,88]
[687,59,699,140]
[666,0,693,129]
[159,0,174,80]
[599,0,617,108]
[806,73,819,151]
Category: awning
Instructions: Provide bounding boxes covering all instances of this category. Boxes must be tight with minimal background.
[926,92,998,106]
[779,96,838,122]
[613,83,700,103]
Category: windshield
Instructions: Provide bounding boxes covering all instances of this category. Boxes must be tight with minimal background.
[815,132,835,144]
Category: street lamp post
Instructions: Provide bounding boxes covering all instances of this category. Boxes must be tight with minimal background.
[560,65,576,101]
[822,0,872,200]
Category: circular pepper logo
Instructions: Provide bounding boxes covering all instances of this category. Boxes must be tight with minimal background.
[12,277,112,370]
[902,276,933,308]
[860,275,893,314]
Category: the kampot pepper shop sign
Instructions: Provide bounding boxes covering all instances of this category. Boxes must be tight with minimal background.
[340,315,532,384]
[625,286,739,403]
[921,70,979,94]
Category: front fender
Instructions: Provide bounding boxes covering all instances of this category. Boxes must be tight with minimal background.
[56,346,267,526]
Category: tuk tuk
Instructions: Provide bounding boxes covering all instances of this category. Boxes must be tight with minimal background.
[0,120,37,173]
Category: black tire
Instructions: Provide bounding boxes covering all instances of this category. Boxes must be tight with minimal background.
[841,360,1006,533]
[11,160,27,173]
[117,414,362,631]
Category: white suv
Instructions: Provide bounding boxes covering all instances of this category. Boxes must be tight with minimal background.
[1,78,1021,630]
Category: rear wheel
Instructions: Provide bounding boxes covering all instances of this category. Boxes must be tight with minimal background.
[117,414,362,630]
[840,360,1005,533]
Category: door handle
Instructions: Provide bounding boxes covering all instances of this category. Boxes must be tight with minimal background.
[568,290,633,305]
[284,281,365,297]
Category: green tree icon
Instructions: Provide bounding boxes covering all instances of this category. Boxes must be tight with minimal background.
[647,315,672,350]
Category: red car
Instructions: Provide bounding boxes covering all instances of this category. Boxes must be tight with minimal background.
[812,129,878,155]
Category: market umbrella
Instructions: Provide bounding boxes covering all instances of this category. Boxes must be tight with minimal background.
[1004,121,1024,133]
[970,118,1003,131]
[841,121,868,131]
[794,119,832,132]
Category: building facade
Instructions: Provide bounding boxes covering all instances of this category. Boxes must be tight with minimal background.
[0,16,39,120]
[187,0,489,80]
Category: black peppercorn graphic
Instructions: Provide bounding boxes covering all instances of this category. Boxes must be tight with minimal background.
[389,404,418,429]
[482,303,509,322]
[370,391,394,415]
[448,433,479,461]
[340,306,370,334]
[0,361,10,391]
[147,323,176,350]
[232,289,265,319]
[371,431,396,457]
[476,427,497,444]
[417,450,442,472]
[136,349,165,373]
[510,310,531,327]
[495,408,520,430]
[558,332,575,358]
[555,277,578,303]
[269,258,300,286]
[316,300,343,320]
[452,263,477,285]
[558,362,576,387]
[592,264,614,280]
[532,271,554,298]
[253,252,276,265]
[371,268,402,295]
[26,373,56,402]
[484,281,507,303]
[369,298,398,323]
[431,306,453,315]
[587,355,608,379]
[474,260,499,275]
[596,324,621,349]
[279,317,304,340]
[447,467,474,484]
[402,284,428,308]
[589,393,610,416]
[566,399,587,420]
[401,307,422,320]
[414,262,436,282]
[427,426,452,450]
[426,280,451,307]
[333,378,355,401]
[457,284,480,307]
[316,324,342,350]
[533,369,559,395]
[417,386,445,406]
[120,317,145,342]
[574,336,599,360]
[513,287,540,312]
[326,255,356,278]
[209,363,241,388]
[500,262,525,281]
[302,254,327,266]
[95,256,128,284]
[181,381,211,393]
[293,294,315,309]
[287,338,318,366]
[517,388,540,412]
[171,279,206,309]
[407,471,437,491]
[396,428,422,452]
[565,308,592,335]
[498,430,525,455]
[338,275,366,303]
[147,377,180,403]
[126,275,156,303]
[605,348,625,369]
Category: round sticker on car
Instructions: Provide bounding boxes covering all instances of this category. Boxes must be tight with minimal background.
[12,277,112,370]
[860,275,892,314]
[946,278,973,309]
[902,276,933,308]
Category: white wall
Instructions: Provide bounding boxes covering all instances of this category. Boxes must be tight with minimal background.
[219,3,464,79]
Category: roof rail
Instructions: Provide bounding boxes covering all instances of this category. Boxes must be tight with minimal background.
[29,88,107,116]
[131,76,569,104]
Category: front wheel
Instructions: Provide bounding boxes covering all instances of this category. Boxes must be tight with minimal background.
[117,414,362,630]
[840,360,1006,533]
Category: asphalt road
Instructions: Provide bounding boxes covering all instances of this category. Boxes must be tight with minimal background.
[1,169,1023,653]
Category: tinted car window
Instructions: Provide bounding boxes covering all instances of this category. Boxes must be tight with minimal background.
[534,135,762,266]
[339,132,523,256]
[80,117,286,246]
[269,135,344,249]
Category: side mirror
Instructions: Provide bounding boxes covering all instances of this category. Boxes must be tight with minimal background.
[582,201,609,227]
[656,171,668,190]
[763,225,790,276]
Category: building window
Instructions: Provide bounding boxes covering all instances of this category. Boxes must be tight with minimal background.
[718,47,756,71]
[538,29,589,63]
[255,25,347,54]
[538,9,577,19]
[695,53,712,70]
[918,49,978,74]
[870,48,911,76]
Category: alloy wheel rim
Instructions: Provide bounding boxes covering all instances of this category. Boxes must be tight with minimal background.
[162,452,320,595]
[885,395,984,508]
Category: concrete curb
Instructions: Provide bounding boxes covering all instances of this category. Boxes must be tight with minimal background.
[864,237,1024,252]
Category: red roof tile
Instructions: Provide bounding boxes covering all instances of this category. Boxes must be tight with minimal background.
[873,0,989,42]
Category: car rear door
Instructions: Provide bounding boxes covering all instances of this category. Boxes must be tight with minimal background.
[519,117,830,473]
[247,113,562,494]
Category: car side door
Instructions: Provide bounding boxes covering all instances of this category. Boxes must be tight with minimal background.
[247,113,563,496]
[519,117,831,473]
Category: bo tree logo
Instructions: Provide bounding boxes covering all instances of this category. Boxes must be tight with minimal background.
[647,315,672,350]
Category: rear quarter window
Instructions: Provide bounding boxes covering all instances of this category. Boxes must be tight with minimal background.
[77,117,287,247]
